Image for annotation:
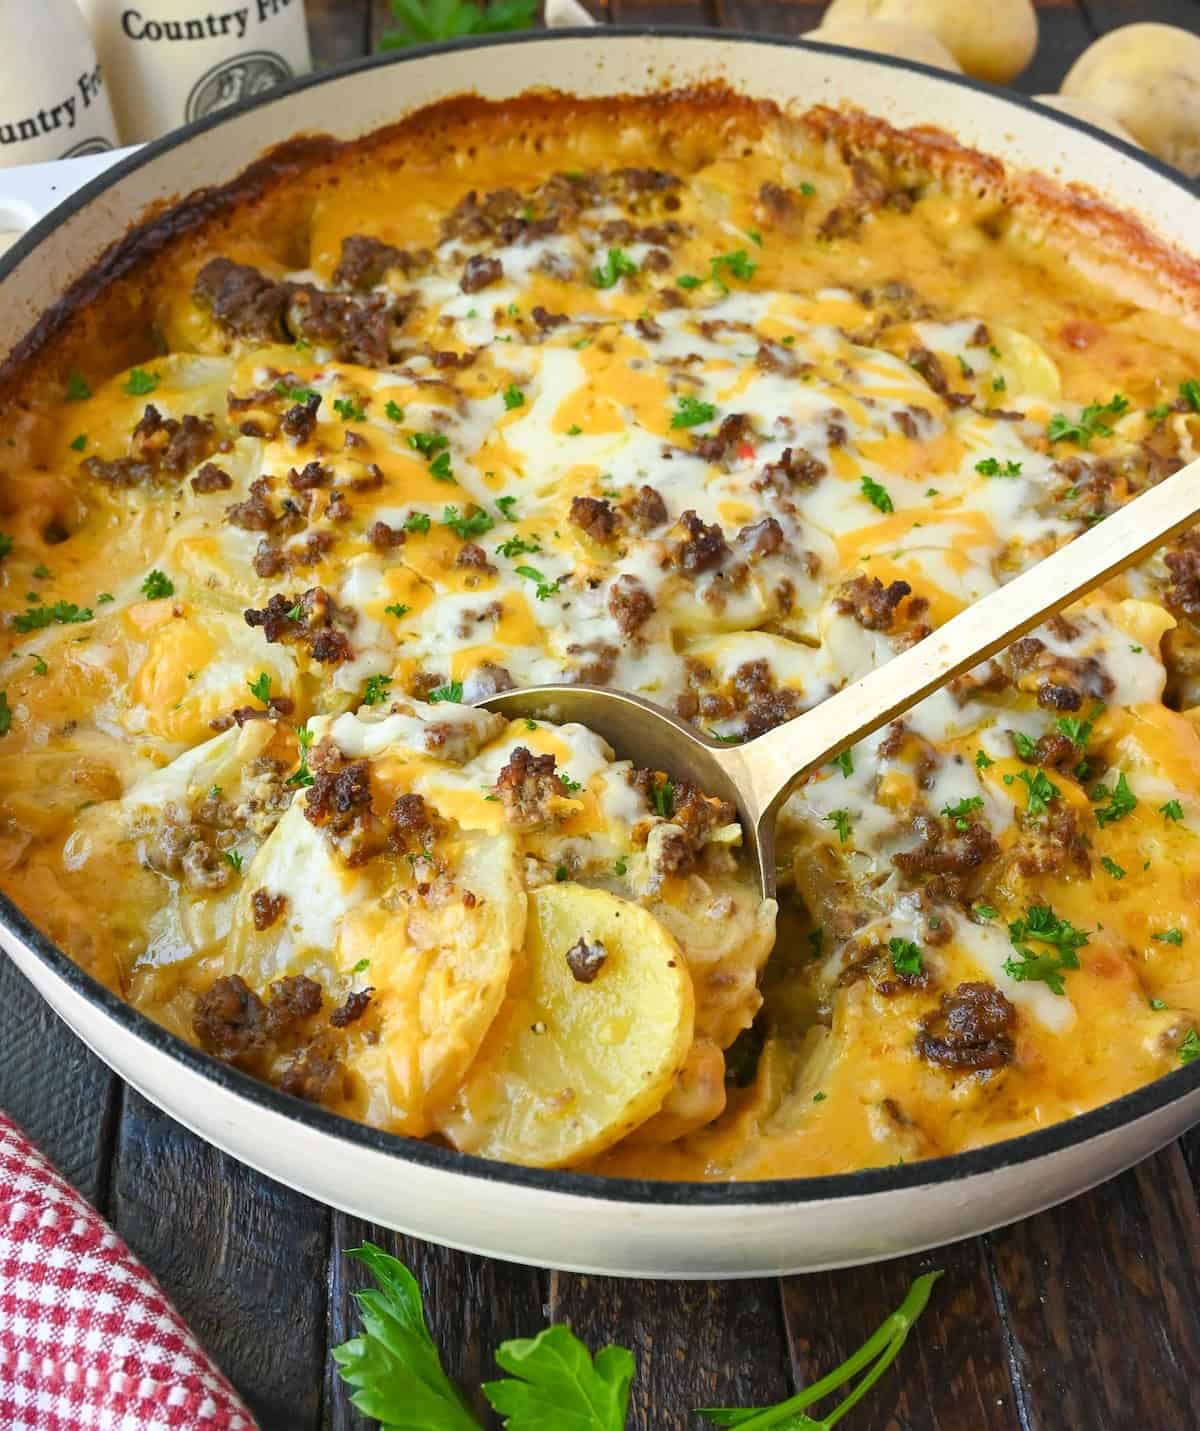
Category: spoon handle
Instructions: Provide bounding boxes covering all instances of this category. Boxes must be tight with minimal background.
[732,455,1200,820]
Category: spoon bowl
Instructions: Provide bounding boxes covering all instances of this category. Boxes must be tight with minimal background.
[482,456,1200,897]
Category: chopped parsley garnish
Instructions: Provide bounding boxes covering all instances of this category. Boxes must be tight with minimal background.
[1016,768,1060,815]
[973,904,999,921]
[30,655,47,677]
[813,1091,827,1103]
[496,495,518,520]
[332,397,366,422]
[1180,1029,1200,1064]
[408,431,449,457]
[31,565,50,581]
[1100,855,1126,879]
[860,474,893,513]
[1160,799,1185,823]
[567,424,582,436]
[429,451,455,483]
[799,181,817,196]
[747,229,763,247]
[514,564,560,600]
[555,865,569,882]
[975,457,1022,477]
[828,809,852,843]
[1011,730,1038,762]
[1147,403,1171,420]
[13,600,93,632]
[403,512,432,534]
[1056,702,1104,747]
[888,937,923,977]
[651,778,675,819]
[613,858,628,877]
[0,692,11,735]
[1047,394,1129,447]
[1149,998,1168,1011]
[706,248,757,293]
[362,674,393,706]
[277,381,320,405]
[1153,927,1184,945]
[384,603,411,619]
[942,795,984,830]
[496,534,541,558]
[69,434,87,452]
[66,370,91,402]
[287,728,315,788]
[831,750,853,778]
[427,681,464,704]
[441,506,493,541]
[351,958,370,974]
[123,368,159,396]
[247,672,271,704]
[992,376,1007,393]
[224,850,243,873]
[285,602,302,620]
[140,569,174,599]
[0,535,11,562]
[559,773,583,794]
[1004,904,1089,995]
[384,400,405,422]
[1181,378,1200,413]
[671,396,716,429]
[975,750,995,770]
[957,355,973,379]
[502,384,525,411]
[591,247,638,289]
[96,592,114,604]
[676,274,703,291]
[1094,771,1137,827]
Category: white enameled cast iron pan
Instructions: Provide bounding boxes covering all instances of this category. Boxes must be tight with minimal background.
[2,30,1199,1278]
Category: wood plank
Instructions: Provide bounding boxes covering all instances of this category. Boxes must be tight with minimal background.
[308,0,373,68]
[110,1090,330,1431]
[0,955,118,1208]
[988,1145,1200,1428]
[548,1272,791,1429]
[324,1214,549,1429]
[780,1240,1020,1431]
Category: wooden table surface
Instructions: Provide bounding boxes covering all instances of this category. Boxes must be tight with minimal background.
[5,2,1200,1428]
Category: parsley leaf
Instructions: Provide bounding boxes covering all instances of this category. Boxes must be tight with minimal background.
[1181,1029,1200,1064]
[974,904,999,921]
[1160,798,1185,823]
[496,495,519,520]
[828,808,852,843]
[123,367,159,396]
[441,506,494,541]
[1056,702,1104,748]
[1100,855,1126,879]
[975,749,994,770]
[276,381,320,405]
[591,247,638,289]
[363,674,393,706]
[888,937,923,976]
[502,384,525,411]
[429,451,456,483]
[409,431,449,458]
[333,397,366,422]
[514,564,560,600]
[331,1243,481,1429]
[671,396,716,429]
[385,602,411,619]
[1011,730,1038,762]
[403,512,432,534]
[1047,394,1129,447]
[651,778,675,820]
[1181,378,1200,413]
[384,399,405,422]
[975,457,1022,477]
[140,569,174,600]
[1153,927,1184,945]
[1004,904,1089,995]
[427,681,464,705]
[1016,768,1060,815]
[496,534,541,559]
[287,727,315,788]
[860,474,894,513]
[247,672,271,704]
[224,850,243,873]
[66,370,91,402]
[483,1325,634,1430]
[69,434,87,452]
[942,795,984,830]
[12,600,92,632]
[0,692,11,736]
[831,750,853,778]
[1094,771,1137,828]
[379,0,537,46]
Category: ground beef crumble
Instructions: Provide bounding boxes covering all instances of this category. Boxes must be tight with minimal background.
[916,981,1017,1072]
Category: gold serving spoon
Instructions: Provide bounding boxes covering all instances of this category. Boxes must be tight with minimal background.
[481,458,1200,897]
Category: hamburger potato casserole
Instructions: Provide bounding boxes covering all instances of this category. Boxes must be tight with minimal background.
[2,91,1200,1179]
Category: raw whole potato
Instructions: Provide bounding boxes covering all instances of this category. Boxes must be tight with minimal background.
[1033,94,1140,148]
[806,20,961,72]
[821,0,1037,84]
[1061,24,1200,177]
[437,883,695,1167]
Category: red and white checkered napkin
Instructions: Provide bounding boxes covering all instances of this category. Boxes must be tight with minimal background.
[0,1111,260,1431]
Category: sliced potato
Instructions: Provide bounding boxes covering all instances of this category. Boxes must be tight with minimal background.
[437,883,694,1167]
[984,324,1061,400]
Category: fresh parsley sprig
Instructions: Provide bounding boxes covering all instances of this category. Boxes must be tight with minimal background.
[332,1244,939,1430]
[378,0,537,47]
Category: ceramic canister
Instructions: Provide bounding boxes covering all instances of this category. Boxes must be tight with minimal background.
[0,0,119,169]
[78,0,312,143]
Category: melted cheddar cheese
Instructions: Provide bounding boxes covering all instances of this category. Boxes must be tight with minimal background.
[2,93,1200,1177]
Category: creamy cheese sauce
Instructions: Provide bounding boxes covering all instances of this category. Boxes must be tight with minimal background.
[1,96,1199,1177]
